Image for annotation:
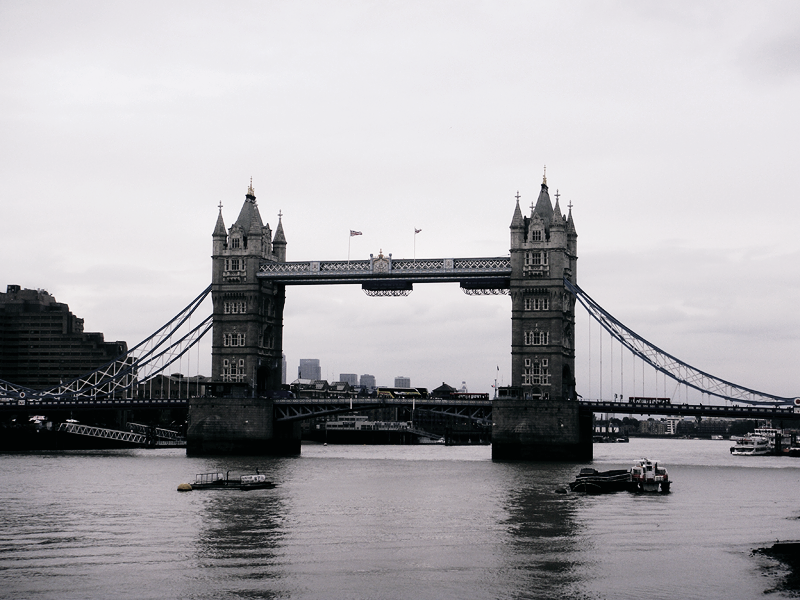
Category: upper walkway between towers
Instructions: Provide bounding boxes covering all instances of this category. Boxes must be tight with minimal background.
[257,255,511,288]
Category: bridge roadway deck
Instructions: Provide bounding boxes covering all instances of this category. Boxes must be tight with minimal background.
[582,400,800,421]
[3,396,798,422]
[0,397,190,411]
[272,397,493,422]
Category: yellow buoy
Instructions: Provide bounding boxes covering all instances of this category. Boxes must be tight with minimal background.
[177,483,193,492]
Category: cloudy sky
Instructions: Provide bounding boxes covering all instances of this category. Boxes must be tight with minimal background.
[2,2,799,400]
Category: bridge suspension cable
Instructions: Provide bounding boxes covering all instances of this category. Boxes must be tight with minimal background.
[564,279,793,406]
[0,285,213,401]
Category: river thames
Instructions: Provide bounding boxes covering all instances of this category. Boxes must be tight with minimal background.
[2,439,800,599]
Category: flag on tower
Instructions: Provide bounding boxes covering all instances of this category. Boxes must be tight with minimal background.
[350,230,362,236]
[415,228,422,234]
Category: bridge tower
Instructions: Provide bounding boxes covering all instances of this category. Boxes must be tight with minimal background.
[492,173,592,460]
[208,180,286,393]
[187,180,299,455]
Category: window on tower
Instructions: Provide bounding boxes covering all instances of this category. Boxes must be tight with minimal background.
[532,358,549,384]
[524,330,549,345]
[524,251,548,277]
[532,230,542,242]
[524,297,549,311]
[223,300,246,314]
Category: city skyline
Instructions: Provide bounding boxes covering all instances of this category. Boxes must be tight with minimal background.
[2,3,799,398]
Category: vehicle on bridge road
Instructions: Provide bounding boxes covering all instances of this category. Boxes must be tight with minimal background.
[629,397,671,406]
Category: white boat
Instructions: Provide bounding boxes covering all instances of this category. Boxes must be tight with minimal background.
[630,458,670,492]
[754,428,793,454]
[730,436,771,455]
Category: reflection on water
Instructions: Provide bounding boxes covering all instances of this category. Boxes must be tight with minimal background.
[186,458,290,599]
[1,441,800,599]
[193,494,286,595]
[497,463,588,599]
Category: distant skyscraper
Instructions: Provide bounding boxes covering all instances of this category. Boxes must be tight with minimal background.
[339,373,358,386]
[394,376,411,388]
[360,374,376,388]
[299,359,321,380]
[282,354,287,385]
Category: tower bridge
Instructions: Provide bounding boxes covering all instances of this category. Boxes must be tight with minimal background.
[190,174,584,459]
[1,174,796,459]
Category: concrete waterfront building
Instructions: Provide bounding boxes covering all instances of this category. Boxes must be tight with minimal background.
[493,172,591,460]
[360,374,376,388]
[0,285,127,389]
[299,359,321,381]
[339,373,358,386]
[394,376,411,388]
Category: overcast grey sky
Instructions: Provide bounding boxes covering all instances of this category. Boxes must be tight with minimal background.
[2,2,799,399]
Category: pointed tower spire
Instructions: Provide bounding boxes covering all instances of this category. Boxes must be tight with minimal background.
[213,201,226,236]
[552,190,565,228]
[510,190,524,228]
[272,210,287,262]
[273,210,286,243]
[235,177,263,231]
[531,175,554,227]
[567,199,577,234]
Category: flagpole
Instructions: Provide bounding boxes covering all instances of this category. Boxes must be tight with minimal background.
[348,230,362,264]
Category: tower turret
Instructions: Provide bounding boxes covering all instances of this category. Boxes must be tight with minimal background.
[549,191,566,248]
[510,191,525,249]
[213,203,227,248]
[566,202,578,283]
[272,212,287,263]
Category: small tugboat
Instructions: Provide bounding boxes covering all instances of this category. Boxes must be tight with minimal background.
[630,458,670,493]
[568,468,632,493]
[179,471,276,491]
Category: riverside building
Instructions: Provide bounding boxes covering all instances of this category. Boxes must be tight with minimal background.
[0,285,127,389]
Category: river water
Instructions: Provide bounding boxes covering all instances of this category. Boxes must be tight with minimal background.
[1,439,799,599]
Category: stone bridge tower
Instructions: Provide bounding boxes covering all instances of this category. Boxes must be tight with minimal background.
[509,174,577,399]
[187,181,297,455]
[492,173,591,460]
[210,180,286,394]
